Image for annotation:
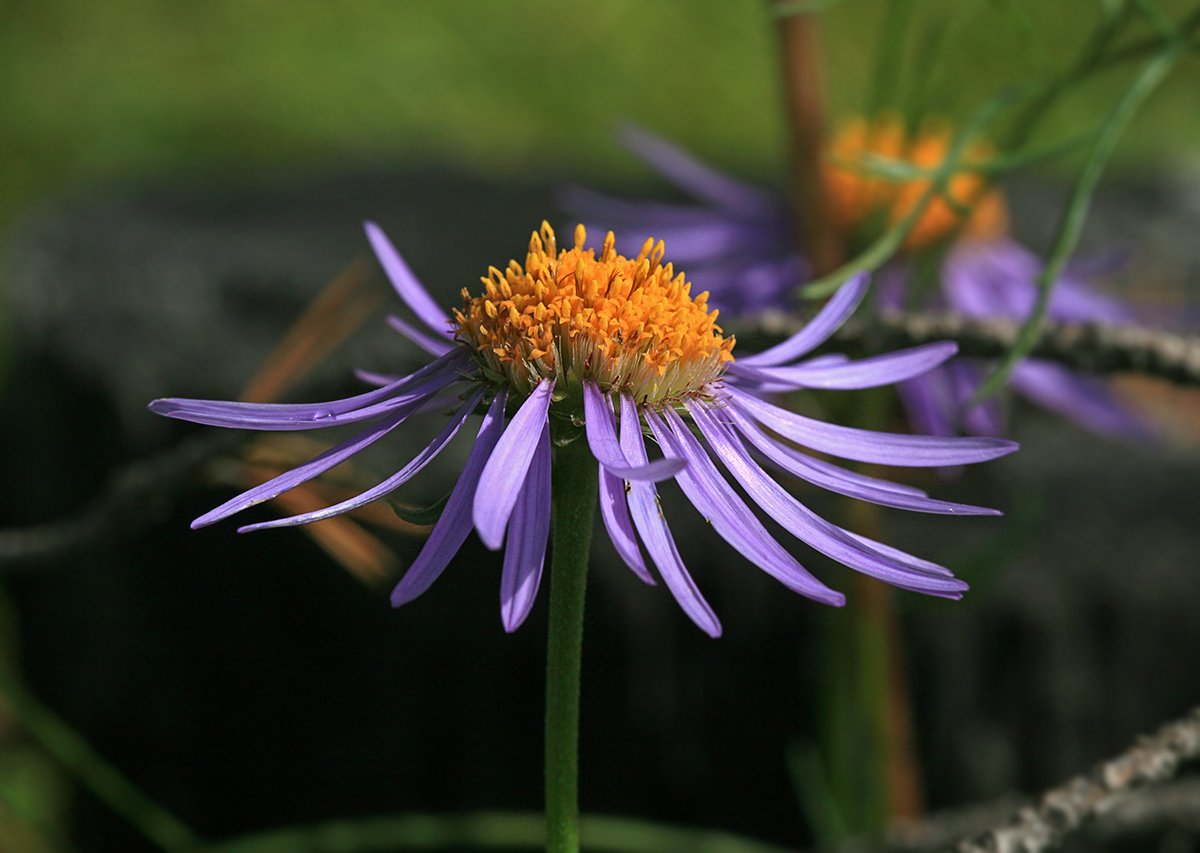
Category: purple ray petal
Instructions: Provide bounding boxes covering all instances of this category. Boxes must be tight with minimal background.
[895,371,960,438]
[648,407,844,606]
[387,314,455,357]
[149,348,472,430]
[574,216,760,265]
[474,378,555,550]
[364,221,454,339]
[617,123,774,218]
[598,467,655,585]
[730,342,958,390]
[719,403,996,511]
[715,401,998,516]
[354,369,401,388]
[583,382,685,481]
[736,274,870,367]
[1012,360,1152,440]
[1051,279,1137,325]
[559,184,735,231]
[391,389,508,607]
[942,241,1029,318]
[949,362,1007,437]
[237,386,485,532]
[944,238,1137,326]
[689,402,967,596]
[840,529,954,577]
[619,393,721,637]
[194,408,410,529]
[591,386,654,583]
[727,386,1018,466]
[795,354,851,368]
[500,420,552,632]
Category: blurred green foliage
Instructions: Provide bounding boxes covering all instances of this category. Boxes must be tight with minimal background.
[0,0,1196,239]
[0,0,782,232]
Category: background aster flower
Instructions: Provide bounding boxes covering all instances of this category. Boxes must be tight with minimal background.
[889,238,1153,440]
[559,124,804,316]
[149,221,1015,637]
[565,122,1157,441]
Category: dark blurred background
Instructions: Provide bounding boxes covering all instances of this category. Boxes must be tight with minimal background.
[2,2,1200,851]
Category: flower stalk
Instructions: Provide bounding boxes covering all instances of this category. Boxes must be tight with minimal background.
[544,435,598,853]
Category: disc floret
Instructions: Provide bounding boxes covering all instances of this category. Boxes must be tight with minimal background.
[454,223,735,408]
[824,114,1008,251]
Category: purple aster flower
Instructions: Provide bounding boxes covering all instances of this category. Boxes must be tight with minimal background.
[149,221,1015,637]
[565,123,1155,441]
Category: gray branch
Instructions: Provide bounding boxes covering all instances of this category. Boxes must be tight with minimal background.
[0,431,239,569]
[734,310,1200,387]
[949,706,1200,853]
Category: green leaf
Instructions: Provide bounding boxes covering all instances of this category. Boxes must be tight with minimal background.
[969,39,1185,407]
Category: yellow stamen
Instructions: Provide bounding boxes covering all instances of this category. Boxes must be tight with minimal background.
[454,223,734,406]
[824,114,1008,252]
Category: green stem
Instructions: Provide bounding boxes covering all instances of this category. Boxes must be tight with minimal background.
[969,39,1184,407]
[204,809,799,853]
[545,437,598,853]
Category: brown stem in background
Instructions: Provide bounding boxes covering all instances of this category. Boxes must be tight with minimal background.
[846,496,926,824]
[777,11,841,277]
[778,4,924,827]
[238,257,380,404]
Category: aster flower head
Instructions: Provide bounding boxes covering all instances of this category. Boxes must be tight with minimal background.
[149,221,1016,636]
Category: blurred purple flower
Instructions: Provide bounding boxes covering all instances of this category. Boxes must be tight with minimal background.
[559,124,804,315]
[890,238,1151,440]
[149,221,1015,637]
[565,124,1153,440]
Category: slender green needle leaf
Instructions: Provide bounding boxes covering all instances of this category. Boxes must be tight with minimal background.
[984,0,1051,71]
[1004,1,1133,150]
[835,127,1099,185]
[969,42,1185,407]
[903,13,952,127]
[866,0,915,118]
[1131,0,1178,38]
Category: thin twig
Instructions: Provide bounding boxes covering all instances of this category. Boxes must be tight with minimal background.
[887,778,1200,851]
[858,311,1200,386]
[731,310,1200,388]
[0,431,240,569]
[951,706,1200,853]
